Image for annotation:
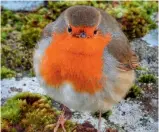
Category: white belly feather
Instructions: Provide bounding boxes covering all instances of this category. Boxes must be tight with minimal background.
[34,38,135,112]
[35,70,135,112]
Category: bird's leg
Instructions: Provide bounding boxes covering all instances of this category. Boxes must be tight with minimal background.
[54,108,66,132]
[98,110,102,132]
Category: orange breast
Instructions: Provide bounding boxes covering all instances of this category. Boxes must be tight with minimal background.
[40,32,111,94]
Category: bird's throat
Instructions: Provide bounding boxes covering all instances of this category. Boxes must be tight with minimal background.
[40,32,111,94]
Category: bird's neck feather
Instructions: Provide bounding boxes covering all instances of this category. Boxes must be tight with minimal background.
[40,33,111,94]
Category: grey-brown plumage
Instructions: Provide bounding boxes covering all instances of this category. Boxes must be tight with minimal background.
[97,8,139,70]
[42,5,139,70]
[65,6,101,27]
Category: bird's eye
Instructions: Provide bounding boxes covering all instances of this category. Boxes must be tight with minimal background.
[94,30,98,35]
[68,26,72,33]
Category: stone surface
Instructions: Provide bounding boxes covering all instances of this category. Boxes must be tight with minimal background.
[150,99,158,108]
[131,39,158,76]
[1,77,158,132]
[142,29,158,47]
[1,1,44,11]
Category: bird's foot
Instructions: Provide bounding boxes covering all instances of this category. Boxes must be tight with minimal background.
[54,112,66,132]
[98,110,102,132]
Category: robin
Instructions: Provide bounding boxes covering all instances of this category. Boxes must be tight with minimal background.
[34,5,139,132]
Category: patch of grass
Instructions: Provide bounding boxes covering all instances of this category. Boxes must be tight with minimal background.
[1,99,25,124]
[125,85,142,99]
[107,1,157,40]
[101,110,112,120]
[136,66,148,71]
[1,9,16,26]
[1,31,33,72]
[138,74,157,84]
[1,1,157,76]
[1,32,8,43]
[1,92,77,132]
[1,66,16,79]
[21,27,42,48]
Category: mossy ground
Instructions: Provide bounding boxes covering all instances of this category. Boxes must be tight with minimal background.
[1,3,158,130]
[1,92,77,132]
[1,66,16,79]
[107,1,158,40]
[125,85,142,99]
[138,74,157,84]
[1,1,157,79]
[1,4,158,124]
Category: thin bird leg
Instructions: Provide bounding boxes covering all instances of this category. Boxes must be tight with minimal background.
[54,108,67,132]
[98,110,102,132]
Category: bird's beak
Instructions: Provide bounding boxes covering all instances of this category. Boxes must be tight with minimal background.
[80,32,87,38]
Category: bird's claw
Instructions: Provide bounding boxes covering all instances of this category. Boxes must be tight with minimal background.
[54,112,66,132]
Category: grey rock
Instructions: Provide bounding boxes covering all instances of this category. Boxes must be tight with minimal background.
[1,1,44,11]
[16,73,23,81]
[142,29,158,47]
[131,39,158,76]
[150,99,158,108]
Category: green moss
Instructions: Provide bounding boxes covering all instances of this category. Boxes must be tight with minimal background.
[102,110,112,120]
[21,27,42,48]
[1,99,25,123]
[1,92,77,132]
[1,32,8,43]
[106,1,157,40]
[140,1,158,15]
[1,1,158,76]
[1,9,25,28]
[1,31,33,73]
[1,9,15,26]
[28,68,35,77]
[1,66,16,79]
[136,66,148,71]
[125,85,142,99]
[1,25,14,44]
[138,74,157,84]
[1,120,10,131]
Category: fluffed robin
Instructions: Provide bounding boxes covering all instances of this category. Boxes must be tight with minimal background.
[34,5,139,132]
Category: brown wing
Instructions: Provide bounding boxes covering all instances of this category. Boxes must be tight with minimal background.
[117,51,140,71]
[98,9,140,71]
[106,36,140,71]
[107,39,140,71]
